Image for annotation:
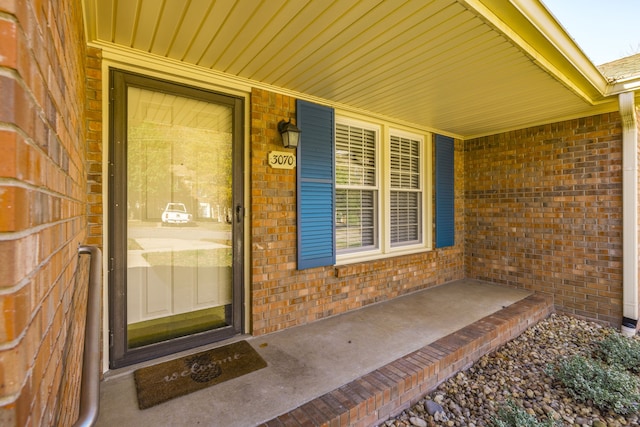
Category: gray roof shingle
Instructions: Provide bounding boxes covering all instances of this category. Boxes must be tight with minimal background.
[598,53,640,81]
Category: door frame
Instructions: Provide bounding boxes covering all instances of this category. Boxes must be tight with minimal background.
[108,68,245,368]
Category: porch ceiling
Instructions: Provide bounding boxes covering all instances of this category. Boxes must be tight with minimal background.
[82,0,619,139]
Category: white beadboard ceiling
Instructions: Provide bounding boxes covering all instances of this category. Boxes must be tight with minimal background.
[82,0,625,139]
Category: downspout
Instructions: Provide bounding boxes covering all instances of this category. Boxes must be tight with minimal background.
[619,92,639,336]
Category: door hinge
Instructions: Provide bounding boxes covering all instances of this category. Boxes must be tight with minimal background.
[109,331,114,348]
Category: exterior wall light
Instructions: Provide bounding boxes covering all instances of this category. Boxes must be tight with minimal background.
[278,119,301,148]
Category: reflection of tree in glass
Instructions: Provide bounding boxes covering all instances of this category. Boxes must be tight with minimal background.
[128,122,233,221]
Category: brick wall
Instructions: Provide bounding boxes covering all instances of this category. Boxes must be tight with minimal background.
[85,47,103,249]
[0,1,89,426]
[54,46,103,427]
[250,88,465,336]
[465,113,623,326]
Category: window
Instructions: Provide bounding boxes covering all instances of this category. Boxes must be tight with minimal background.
[333,116,429,261]
[335,122,379,253]
[390,133,422,246]
[296,100,435,269]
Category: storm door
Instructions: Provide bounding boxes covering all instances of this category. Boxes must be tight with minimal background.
[109,69,244,368]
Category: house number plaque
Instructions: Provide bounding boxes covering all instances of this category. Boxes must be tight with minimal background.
[268,151,296,169]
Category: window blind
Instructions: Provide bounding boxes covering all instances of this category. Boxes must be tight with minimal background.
[390,134,421,246]
[335,122,377,252]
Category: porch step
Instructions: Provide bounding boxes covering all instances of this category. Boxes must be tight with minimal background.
[260,293,554,427]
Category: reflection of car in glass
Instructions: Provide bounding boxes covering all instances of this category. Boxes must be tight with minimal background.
[161,203,192,225]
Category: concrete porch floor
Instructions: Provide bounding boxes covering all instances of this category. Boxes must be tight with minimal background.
[95,279,553,427]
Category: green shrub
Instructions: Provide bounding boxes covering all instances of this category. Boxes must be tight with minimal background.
[595,333,640,373]
[490,401,557,427]
[549,355,640,414]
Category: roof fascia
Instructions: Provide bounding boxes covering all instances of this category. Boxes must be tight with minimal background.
[607,76,640,97]
[460,0,610,104]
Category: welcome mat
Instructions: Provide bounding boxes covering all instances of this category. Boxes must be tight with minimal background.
[133,340,267,409]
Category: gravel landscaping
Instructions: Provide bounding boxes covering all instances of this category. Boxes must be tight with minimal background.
[384,314,640,427]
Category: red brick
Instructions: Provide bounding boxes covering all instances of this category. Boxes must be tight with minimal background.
[0,18,17,69]
[289,407,314,426]
[0,284,30,343]
[278,413,300,427]
[298,401,331,426]
[0,130,18,178]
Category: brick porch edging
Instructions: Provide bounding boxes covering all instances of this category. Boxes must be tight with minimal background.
[260,293,554,427]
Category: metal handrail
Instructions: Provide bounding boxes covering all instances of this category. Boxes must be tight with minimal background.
[73,245,102,427]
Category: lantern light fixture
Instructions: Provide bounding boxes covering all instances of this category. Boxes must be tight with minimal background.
[278,119,301,148]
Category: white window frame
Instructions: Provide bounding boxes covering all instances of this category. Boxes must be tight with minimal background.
[335,114,432,265]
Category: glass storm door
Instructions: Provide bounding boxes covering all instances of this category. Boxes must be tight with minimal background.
[109,70,244,368]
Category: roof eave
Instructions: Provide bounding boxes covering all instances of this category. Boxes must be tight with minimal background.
[463,0,611,104]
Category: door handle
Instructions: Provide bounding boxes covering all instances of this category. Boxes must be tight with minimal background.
[236,205,243,223]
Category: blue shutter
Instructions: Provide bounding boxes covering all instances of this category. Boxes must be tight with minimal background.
[435,134,455,248]
[296,100,335,269]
